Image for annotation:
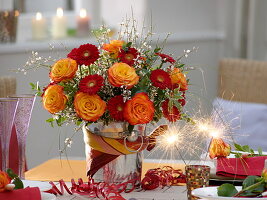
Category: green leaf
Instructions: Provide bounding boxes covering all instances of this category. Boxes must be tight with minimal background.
[242,176,258,189]
[258,147,263,156]
[154,47,161,53]
[234,143,243,151]
[6,168,17,179]
[7,169,24,190]
[12,178,24,190]
[242,145,250,152]
[217,183,238,197]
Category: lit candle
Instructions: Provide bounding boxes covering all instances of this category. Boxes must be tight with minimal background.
[51,8,67,39]
[77,8,90,37]
[31,12,47,40]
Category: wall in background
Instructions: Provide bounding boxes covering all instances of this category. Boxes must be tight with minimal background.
[0,0,256,168]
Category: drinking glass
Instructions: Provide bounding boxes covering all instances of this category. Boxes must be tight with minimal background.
[10,95,36,179]
[0,98,18,172]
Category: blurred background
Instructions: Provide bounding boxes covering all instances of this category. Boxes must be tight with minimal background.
[0,0,266,169]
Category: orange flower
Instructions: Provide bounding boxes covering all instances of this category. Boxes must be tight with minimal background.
[209,138,231,159]
[102,40,125,58]
[74,92,106,122]
[262,168,267,182]
[0,171,11,192]
[50,58,78,82]
[124,92,155,125]
[42,84,67,114]
[108,62,139,89]
[169,68,188,91]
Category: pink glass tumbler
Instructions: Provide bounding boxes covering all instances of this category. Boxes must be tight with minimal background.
[0,98,18,172]
[11,95,36,179]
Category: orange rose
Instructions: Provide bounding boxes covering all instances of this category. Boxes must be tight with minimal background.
[50,58,78,82]
[124,92,155,125]
[43,84,67,114]
[108,62,139,89]
[0,171,11,192]
[209,138,231,159]
[74,92,106,122]
[102,40,125,58]
[169,68,188,91]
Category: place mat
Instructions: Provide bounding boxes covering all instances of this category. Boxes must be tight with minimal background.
[25,159,88,182]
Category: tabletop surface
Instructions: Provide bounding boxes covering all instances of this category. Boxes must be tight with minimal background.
[50,182,188,200]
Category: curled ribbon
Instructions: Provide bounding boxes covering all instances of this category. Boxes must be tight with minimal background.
[44,166,185,200]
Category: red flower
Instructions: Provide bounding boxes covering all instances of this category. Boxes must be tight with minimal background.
[68,44,99,66]
[118,47,139,66]
[150,69,172,89]
[107,95,125,121]
[67,48,78,60]
[156,53,175,64]
[161,99,181,122]
[79,74,104,94]
[179,92,186,106]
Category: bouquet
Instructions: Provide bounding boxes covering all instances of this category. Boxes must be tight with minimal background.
[26,23,192,131]
[23,20,194,179]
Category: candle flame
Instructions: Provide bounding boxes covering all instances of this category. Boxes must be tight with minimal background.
[36,12,42,20]
[57,8,64,17]
[80,9,87,18]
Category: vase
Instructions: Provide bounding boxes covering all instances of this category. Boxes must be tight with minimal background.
[10,94,36,179]
[0,98,18,172]
[83,122,147,185]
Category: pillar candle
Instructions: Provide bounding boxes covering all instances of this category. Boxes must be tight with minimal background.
[32,12,47,40]
[51,8,67,39]
[77,8,90,37]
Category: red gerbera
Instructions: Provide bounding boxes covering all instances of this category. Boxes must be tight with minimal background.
[118,47,139,66]
[150,69,172,89]
[107,95,125,121]
[156,53,175,64]
[79,74,104,94]
[68,44,99,66]
[161,99,181,122]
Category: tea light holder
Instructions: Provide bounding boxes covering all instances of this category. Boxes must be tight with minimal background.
[185,165,210,200]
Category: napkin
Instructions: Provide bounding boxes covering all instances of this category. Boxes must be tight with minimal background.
[0,187,41,200]
[216,156,267,179]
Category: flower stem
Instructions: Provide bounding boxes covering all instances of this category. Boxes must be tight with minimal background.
[234,180,264,197]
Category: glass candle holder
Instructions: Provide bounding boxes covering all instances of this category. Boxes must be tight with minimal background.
[185,165,210,200]
[0,10,19,43]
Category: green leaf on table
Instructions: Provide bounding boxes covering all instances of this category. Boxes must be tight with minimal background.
[217,183,238,197]
[12,177,24,189]
[242,176,258,189]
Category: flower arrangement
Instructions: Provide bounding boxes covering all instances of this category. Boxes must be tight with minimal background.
[27,20,193,132]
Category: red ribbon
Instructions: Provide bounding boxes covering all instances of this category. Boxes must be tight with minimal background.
[44,166,185,200]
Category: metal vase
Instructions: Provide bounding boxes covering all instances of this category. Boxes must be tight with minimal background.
[83,122,145,184]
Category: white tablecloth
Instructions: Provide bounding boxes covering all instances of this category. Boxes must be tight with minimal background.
[52,183,188,200]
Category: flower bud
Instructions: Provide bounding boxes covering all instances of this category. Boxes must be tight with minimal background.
[209,138,231,159]
[261,168,267,182]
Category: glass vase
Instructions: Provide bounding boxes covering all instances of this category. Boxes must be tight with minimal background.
[0,98,18,172]
[10,95,36,179]
[83,122,146,185]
